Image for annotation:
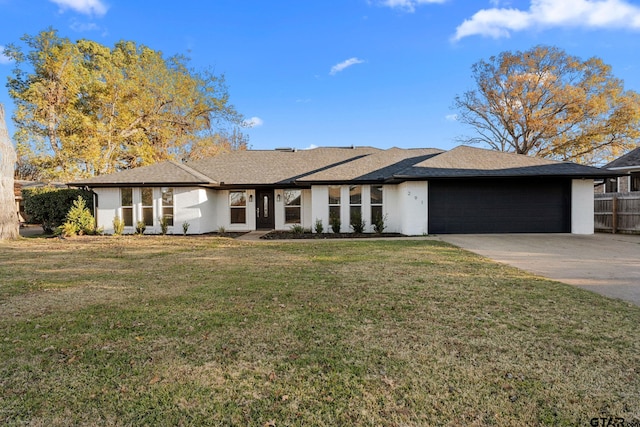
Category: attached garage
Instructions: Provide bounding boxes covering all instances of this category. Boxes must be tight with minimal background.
[428,178,572,234]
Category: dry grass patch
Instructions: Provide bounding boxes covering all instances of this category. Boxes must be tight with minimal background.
[0,236,639,426]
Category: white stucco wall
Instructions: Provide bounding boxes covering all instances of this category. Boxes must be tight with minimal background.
[572,179,594,235]
[311,186,329,231]
[398,181,428,235]
[94,188,120,234]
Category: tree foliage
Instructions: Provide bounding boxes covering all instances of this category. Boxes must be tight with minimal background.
[4,28,247,180]
[454,45,640,164]
[22,187,93,233]
[59,196,96,237]
[0,103,19,240]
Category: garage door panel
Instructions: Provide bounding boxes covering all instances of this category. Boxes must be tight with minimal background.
[428,179,571,234]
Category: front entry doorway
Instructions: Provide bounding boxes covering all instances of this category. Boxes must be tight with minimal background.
[256,189,275,229]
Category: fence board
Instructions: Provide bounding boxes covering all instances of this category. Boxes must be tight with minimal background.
[594,193,640,234]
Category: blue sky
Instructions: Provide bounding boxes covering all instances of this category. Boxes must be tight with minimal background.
[2,0,640,151]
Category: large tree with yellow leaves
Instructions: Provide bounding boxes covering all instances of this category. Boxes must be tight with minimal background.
[4,29,246,180]
[454,45,640,165]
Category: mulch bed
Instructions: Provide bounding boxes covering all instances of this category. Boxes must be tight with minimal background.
[260,231,407,240]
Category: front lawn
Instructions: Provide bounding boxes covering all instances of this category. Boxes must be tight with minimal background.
[1,237,638,426]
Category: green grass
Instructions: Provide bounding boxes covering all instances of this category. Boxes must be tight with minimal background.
[1,236,639,426]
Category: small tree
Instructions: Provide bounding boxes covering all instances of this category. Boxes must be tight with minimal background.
[59,196,95,236]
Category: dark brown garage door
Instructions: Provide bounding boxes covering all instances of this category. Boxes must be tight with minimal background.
[428,178,571,234]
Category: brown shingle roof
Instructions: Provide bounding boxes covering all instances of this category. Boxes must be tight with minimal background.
[72,161,214,186]
[70,144,617,187]
[186,147,380,185]
[397,146,619,179]
[414,146,558,169]
[604,146,640,169]
[298,147,443,182]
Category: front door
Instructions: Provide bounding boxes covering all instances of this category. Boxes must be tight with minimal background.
[256,189,275,229]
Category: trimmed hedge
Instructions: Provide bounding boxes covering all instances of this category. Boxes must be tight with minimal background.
[23,187,94,233]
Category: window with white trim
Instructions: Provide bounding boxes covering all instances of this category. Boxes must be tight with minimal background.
[328,185,341,222]
[370,185,383,225]
[162,187,174,226]
[230,191,247,224]
[349,185,362,224]
[121,188,133,227]
[284,189,301,224]
[141,187,154,226]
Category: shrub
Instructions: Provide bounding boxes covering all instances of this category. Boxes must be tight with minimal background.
[290,224,305,234]
[57,196,96,237]
[23,187,93,233]
[372,214,387,234]
[314,218,324,234]
[329,214,341,234]
[350,210,366,233]
[135,221,146,235]
[159,216,170,235]
[216,225,225,234]
[113,216,125,235]
[183,222,191,235]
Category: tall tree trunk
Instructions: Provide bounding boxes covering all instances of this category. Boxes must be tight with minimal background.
[0,103,19,240]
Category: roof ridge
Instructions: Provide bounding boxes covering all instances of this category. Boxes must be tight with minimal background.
[169,160,216,184]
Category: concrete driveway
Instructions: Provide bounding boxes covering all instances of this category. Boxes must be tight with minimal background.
[439,233,640,306]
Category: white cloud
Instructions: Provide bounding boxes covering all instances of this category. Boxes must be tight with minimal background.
[379,0,447,13]
[50,0,108,16]
[445,114,458,121]
[453,0,640,41]
[330,57,365,76]
[303,144,318,150]
[244,117,264,128]
[0,46,13,65]
[70,20,100,32]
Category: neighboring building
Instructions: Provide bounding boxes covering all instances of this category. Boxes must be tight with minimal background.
[70,145,617,235]
[596,147,640,193]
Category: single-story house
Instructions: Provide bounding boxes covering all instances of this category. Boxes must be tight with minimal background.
[70,145,618,235]
[595,147,640,193]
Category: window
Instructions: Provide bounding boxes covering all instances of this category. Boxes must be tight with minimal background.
[121,188,133,227]
[284,189,301,224]
[328,185,341,221]
[370,185,383,224]
[631,172,640,192]
[141,187,154,226]
[349,185,362,223]
[162,187,174,226]
[230,191,247,224]
[605,178,618,193]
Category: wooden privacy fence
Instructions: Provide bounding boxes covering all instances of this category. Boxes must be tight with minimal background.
[594,193,640,234]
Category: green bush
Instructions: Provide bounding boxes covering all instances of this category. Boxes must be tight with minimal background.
[183,222,191,235]
[113,216,125,235]
[135,221,146,235]
[159,216,170,235]
[314,218,324,234]
[23,187,93,233]
[350,210,366,234]
[290,224,305,234]
[329,214,341,234]
[372,214,387,234]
